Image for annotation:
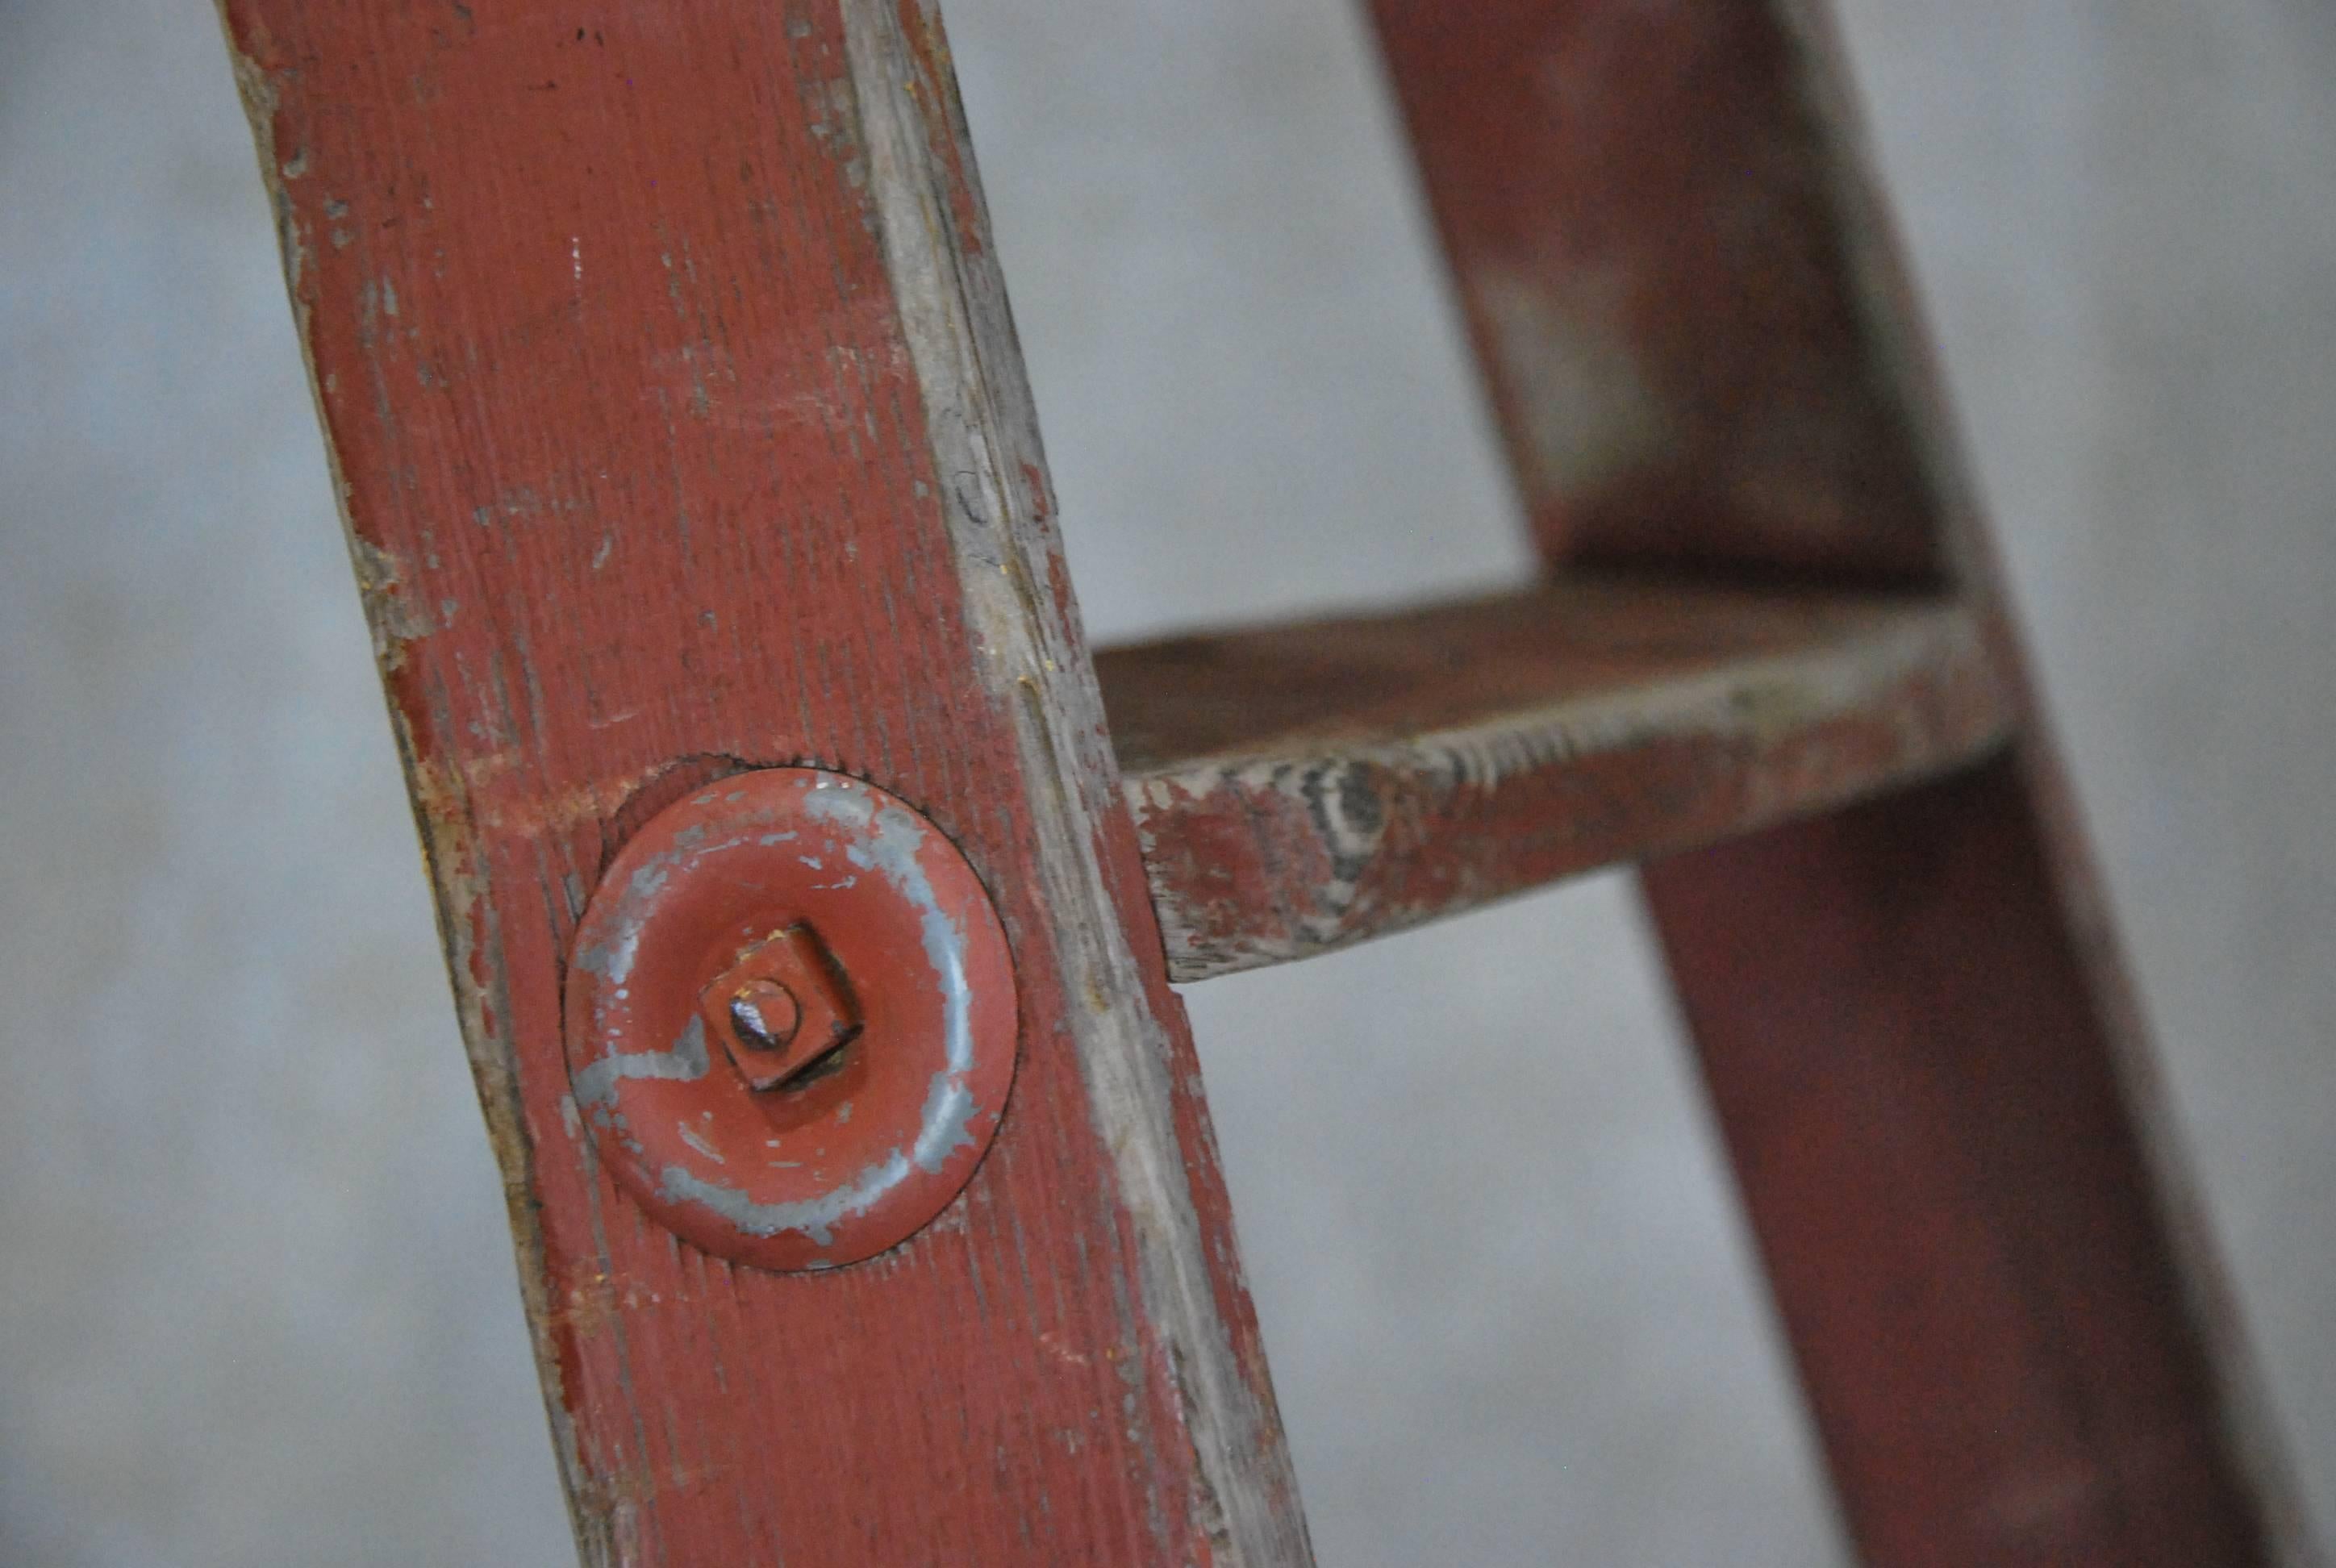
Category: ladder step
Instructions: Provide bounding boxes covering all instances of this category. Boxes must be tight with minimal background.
[1098,573,2016,980]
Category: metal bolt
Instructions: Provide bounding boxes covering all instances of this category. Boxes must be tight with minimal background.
[699,923,862,1092]
[727,978,802,1053]
[563,765,1020,1270]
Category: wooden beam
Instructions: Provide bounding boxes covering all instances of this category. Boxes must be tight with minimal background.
[1366,0,1945,586]
[217,2,1309,1562]
[1367,1,2313,1562]
[1651,757,2292,1565]
[1100,576,2011,979]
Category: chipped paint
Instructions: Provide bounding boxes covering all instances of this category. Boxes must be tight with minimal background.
[841,2,1311,1558]
[570,1015,711,1108]
[803,788,982,1177]
[1109,580,2015,979]
[219,0,1313,1557]
[561,767,1016,1272]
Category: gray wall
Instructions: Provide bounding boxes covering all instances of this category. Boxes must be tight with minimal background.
[2,2,2328,1563]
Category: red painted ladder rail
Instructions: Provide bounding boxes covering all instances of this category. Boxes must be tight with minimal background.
[215,1,2315,1566]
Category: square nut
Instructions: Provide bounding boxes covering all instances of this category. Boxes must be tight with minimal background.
[699,924,861,1091]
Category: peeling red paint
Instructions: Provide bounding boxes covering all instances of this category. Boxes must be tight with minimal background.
[1102,577,2011,979]
[216,1,1288,1560]
[561,767,1020,1272]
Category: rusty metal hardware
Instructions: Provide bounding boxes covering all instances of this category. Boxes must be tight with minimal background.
[563,767,1019,1272]
[703,923,862,1091]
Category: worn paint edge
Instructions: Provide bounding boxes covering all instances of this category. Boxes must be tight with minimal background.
[1132,597,1992,786]
[1769,7,2324,1558]
[211,12,613,1562]
[1131,598,2015,981]
[837,3,1311,1563]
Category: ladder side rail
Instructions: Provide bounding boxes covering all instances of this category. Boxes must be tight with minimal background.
[216,2,1312,1562]
[1365,2,2312,1562]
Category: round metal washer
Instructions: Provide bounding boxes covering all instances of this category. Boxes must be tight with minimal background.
[563,767,1017,1271]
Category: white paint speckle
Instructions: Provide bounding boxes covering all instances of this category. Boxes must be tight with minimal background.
[678,1121,724,1164]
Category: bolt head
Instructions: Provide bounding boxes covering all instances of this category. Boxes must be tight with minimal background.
[728,978,802,1052]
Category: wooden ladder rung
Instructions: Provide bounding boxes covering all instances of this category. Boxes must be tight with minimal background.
[1099,573,2017,980]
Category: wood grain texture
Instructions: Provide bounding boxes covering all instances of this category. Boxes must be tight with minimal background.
[217,2,1308,1562]
[1099,577,2013,979]
[1369,1,2317,1562]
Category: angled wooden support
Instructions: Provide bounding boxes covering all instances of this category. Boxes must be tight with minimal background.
[1367,2,2315,1563]
[217,2,1304,1562]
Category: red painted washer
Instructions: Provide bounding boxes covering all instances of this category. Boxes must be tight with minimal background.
[562,768,1018,1270]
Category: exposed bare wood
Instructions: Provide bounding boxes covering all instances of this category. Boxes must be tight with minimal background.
[1102,575,2013,980]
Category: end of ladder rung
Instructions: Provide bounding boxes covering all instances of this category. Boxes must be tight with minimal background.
[1096,572,2016,981]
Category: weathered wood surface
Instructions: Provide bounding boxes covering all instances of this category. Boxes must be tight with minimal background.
[1101,576,2012,980]
[1654,759,2292,1566]
[1369,1,2316,1563]
[218,2,1308,1562]
[1368,0,1944,588]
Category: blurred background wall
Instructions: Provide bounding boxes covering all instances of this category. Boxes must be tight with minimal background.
[2,2,2330,1563]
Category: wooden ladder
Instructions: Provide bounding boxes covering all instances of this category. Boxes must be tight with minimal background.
[216,2,2313,1563]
